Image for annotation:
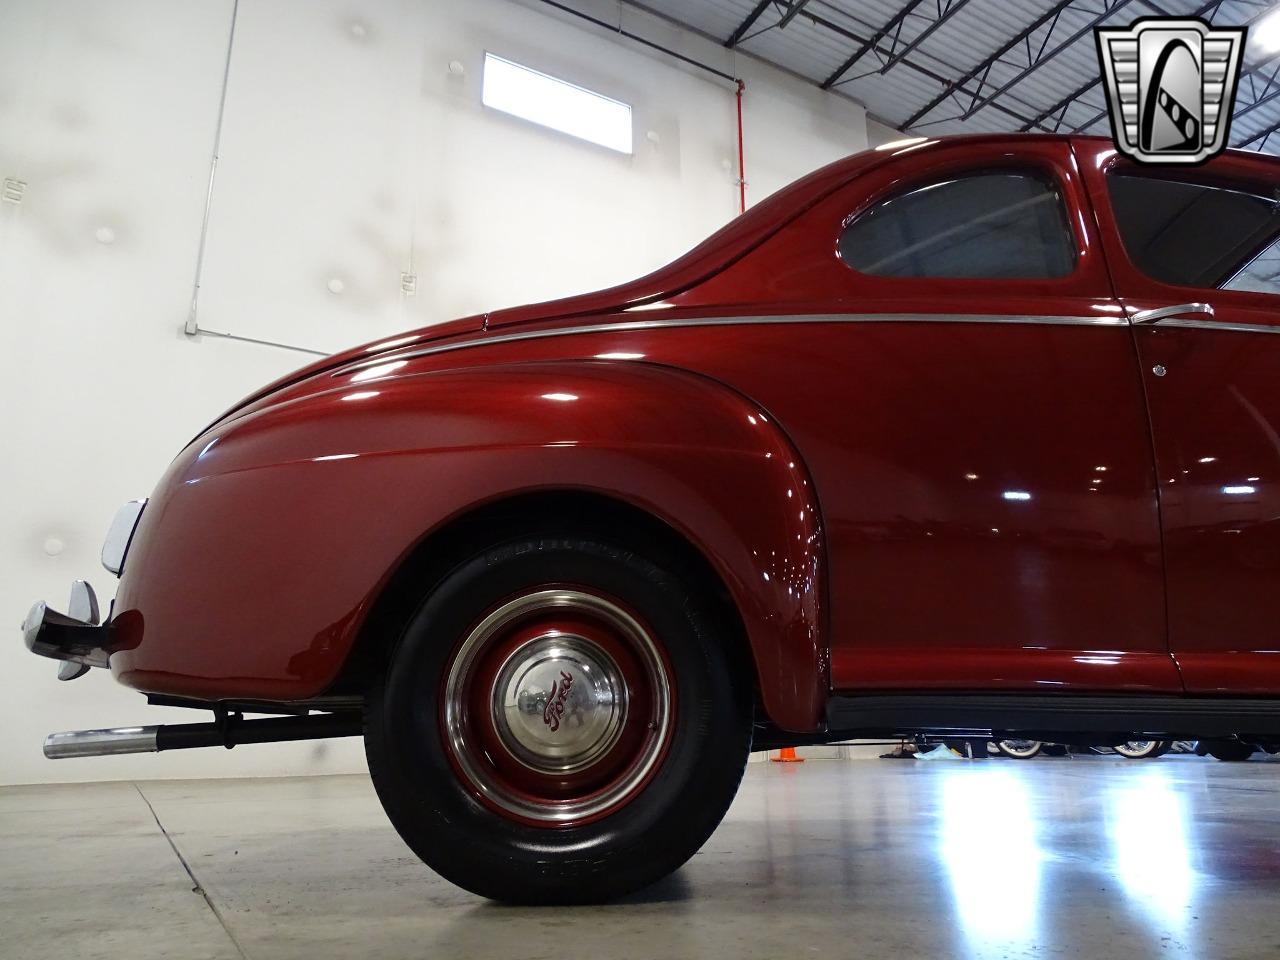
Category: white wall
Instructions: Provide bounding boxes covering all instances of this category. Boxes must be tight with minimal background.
[0,0,871,785]
[866,116,908,147]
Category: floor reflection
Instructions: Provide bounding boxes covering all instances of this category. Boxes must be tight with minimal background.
[39,758,1279,960]
[939,768,1042,951]
[1107,770,1195,931]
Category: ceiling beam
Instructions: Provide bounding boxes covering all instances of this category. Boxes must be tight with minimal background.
[1020,75,1098,132]
[725,0,775,48]
[901,0,1078,129]
[875,0,978,76]
[955,0,1139,126]
[775,0,813,31]
[798,7,1049,130]
[821,0,931,89]
[1237,116,1280,149]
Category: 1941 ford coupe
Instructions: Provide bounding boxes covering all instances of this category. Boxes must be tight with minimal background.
[23,133,1280,903]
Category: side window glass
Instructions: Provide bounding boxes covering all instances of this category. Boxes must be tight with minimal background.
[1106,173,1280,293]
[837,171,1077,280]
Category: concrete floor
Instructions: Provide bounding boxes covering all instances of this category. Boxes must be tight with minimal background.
[6,756,1280,960]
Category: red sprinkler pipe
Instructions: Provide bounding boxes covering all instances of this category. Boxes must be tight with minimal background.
[735,79,746,215]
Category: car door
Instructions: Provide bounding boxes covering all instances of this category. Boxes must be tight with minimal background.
[1081,141,1280,694]
[670,138,1178,693]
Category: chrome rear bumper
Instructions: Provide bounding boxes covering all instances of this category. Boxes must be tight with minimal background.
[22,581,112,674]
[22,497,145,680]
[101,499,146,575]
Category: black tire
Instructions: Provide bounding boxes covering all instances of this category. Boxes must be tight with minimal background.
[364,534,753,904]
[1202,739,1256,763]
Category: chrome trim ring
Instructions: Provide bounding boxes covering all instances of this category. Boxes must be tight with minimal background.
[444,589,673,825]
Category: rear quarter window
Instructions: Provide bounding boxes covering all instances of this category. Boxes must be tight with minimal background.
[837,171,1077,280]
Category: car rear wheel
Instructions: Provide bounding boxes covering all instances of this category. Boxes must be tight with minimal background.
[364,534,753,904]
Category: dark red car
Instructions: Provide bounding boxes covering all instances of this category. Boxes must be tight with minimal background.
[24,133,1280,903]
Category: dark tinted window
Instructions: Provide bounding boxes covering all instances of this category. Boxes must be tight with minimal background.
[837,171,1076,280]
[1107,173,1280,293]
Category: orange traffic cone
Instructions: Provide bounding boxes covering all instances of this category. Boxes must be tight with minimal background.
[771,747,804,763]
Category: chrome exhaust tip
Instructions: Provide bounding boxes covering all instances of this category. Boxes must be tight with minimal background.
[42,712,362,759]
[44,726,160,759]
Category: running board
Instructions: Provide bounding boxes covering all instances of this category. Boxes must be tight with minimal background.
[825,694,1280,740]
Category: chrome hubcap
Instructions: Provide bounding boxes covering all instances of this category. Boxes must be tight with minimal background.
[493,635,627,773]
[443,588,673,825]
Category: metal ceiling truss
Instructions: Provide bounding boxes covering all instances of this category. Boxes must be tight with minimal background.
[902,0,1138,130]
[724,0,775,48]
[716,0,1145,134]
[719,0,1060,129]
[1024,0,1232,134]
[798,4,1054,128]
[821,0,975,90]
[653,0,1280,153]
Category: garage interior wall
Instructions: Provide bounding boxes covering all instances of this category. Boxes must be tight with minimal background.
[0,0,877,785]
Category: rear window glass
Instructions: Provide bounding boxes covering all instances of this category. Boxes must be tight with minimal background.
[1107,173,1280,293]
[837,171,1077,280]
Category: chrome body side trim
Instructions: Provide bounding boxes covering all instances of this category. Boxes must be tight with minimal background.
[1159,318,1280,335]
[336,313,1130,376]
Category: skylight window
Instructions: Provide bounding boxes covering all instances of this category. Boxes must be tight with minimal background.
[482,53,633,154]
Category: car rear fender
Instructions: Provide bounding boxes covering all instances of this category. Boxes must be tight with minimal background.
[112,360,826,732]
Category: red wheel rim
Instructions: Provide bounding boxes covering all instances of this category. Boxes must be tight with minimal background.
[441,588,675,827]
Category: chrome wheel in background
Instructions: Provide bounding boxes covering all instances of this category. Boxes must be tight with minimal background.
[1114,740,1166,760]
[996,739,1043,760]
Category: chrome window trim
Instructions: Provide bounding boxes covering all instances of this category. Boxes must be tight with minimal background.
[336,313,1129,376]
